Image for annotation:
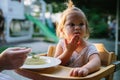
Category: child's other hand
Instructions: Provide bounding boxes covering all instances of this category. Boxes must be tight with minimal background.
[70,67,89,77]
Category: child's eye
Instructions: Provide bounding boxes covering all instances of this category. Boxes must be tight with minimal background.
[69,23,75,26]
[79,23,84,26]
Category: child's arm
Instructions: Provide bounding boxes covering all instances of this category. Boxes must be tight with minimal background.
[82,54,101,73]
[70,54,101,77]
[54,43,73,65]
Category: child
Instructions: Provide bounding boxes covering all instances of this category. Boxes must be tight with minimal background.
[54,0,101,77]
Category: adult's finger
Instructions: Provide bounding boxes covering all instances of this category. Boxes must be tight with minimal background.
[9,48,31,55]
[8,47,28,51]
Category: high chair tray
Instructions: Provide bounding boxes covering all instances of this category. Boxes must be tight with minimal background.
[15,65,115,80]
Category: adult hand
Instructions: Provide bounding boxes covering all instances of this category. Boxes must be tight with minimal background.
[0,47,31,71]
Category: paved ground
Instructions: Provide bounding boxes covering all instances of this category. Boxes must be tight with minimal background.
[0,38,120,80]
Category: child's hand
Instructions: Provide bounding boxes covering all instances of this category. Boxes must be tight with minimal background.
[64,34,80,52]
[70,67,89,77]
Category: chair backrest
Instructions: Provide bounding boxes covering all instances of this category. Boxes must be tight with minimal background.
[94,43,116,66]
[47,43,116,66]
[47,45,56,57]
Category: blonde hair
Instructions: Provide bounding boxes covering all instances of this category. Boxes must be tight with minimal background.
[56,0,90,39]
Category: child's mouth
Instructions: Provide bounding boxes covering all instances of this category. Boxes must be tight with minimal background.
[74,32,80,35]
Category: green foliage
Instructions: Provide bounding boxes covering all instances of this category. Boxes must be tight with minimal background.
[88,13,108,38]
[44,0,116,15]
[51,2,66,13]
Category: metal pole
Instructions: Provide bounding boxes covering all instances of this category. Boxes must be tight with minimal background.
[115,0,119,55]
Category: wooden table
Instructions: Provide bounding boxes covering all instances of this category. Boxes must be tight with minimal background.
[15,65,115,80]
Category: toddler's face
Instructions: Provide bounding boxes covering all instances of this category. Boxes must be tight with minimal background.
[63,11,86,40]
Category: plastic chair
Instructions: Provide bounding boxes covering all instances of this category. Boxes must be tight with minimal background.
[45,43,120,80]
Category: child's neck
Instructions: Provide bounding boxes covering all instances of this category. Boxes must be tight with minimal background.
[76,40,87,53]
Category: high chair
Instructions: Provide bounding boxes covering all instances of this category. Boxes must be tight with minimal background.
[15,43,120,80]
[44,43,120,80]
